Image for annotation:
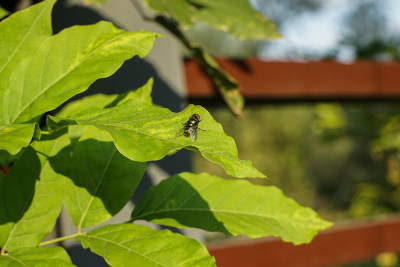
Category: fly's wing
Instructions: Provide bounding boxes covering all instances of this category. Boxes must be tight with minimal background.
[189,125,198,142]
[176,123,185,137]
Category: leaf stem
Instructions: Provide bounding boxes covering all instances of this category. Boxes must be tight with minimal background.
[39,233,82,247]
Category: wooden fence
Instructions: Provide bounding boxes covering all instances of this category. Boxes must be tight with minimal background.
[185,59,400,100]
[207,216,400,267]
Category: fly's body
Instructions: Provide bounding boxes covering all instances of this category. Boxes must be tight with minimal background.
[176,114,202,142]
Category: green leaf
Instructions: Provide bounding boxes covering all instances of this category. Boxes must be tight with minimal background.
[48,101,264,178]
[0,0,55,107]
[131,172,332,245]
[117,77,154,106]
[0,132,69,252]
[0,123,37,155]
[57,95,121,118]
[144,0,279,40]
[57,78,154,118]
[191,46,244,117]
[1,21,158,124]
[0,6,9,20]
[77,223,216,267]
[0,246,75,267]
[63,126,146,228]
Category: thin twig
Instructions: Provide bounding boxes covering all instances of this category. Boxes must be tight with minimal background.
[39,233,83,247]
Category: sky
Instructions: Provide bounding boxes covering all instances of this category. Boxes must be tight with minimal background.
[258,0,400,61]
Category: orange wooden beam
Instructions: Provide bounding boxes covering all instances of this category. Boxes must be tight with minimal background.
[207,216,400,267]
[184,59,400,99]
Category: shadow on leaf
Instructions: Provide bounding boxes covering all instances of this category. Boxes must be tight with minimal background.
[49,138,146,226]
[0,147,40,225]
[132,174,230,235]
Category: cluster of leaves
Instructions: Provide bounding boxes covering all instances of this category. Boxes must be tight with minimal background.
[0,0,331,266]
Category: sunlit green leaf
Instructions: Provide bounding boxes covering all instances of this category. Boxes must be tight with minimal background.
[195,0,279,40]
[0,132,69,252]
[132,172,332,245]
[57,78,154,118]
[0,0,55,111]
[57,95,121,118]
[48,101,264,178]
[1,21,158,124]
[0,246,75,267]
[63,126,146,228]
[119,77,153,106]
[77,223,216,267]
[144,0,279,40]
[0,123,37,155]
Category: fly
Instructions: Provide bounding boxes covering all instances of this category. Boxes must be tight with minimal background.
[176,114,204,142]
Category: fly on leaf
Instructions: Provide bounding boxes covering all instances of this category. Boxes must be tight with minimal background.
[176,114,204,142]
